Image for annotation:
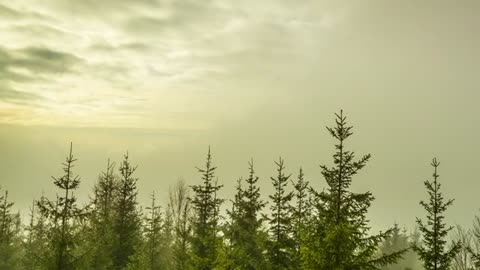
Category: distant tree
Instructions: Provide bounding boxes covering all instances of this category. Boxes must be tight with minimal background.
[414,158,461,270]
[85,159,118,270]
[168,179,192,270]
[378,224,414,270]
[469,213,480,269]
[304,111,405,270]
[291,168,310,268]
[451,225,474,270]
[112,153,143,270]
[267,157,295,270]
[143,192,164,270]
[190,147,223,270]
[37,143,85,270]
[0,188,22,270]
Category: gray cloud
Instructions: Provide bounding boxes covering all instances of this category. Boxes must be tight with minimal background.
[0,46,82,77]
[0,84,42,102]
[0,3,20,18]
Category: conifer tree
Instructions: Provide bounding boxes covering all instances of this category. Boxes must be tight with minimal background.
[23,200,41,270]
[306,111,404,270]
[0,188,21,270]
[190,147,223,270]
[23,194,50,270]
[86,159,118,270]
[378,224,413,270]
[37,143,85,270]
[224,161,268,269]
[291,168,310,268]
[112,153,142,270]
[414,158,461,270]
[144,192,163,270]
[267,157,295,270]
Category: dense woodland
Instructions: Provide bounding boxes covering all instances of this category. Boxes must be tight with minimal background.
[0,111,478,270]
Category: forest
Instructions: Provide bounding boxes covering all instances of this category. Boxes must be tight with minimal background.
[0,111,478,270]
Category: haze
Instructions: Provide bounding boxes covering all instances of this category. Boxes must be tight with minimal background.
[0,0,479,232]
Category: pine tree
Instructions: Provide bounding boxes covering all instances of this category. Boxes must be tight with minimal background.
[306,110,405,270]
[37,143,85,270]
[112,152,143,270]
[168,179,192,270]
[291,168,310,268]
[0,188,21,270]
[267,157,295,270]
[224,161,268,269]
[23,200,41,270]
[23,194,50,270]
[190,147,223,270]
[144,192,163,270]
[86,159,118,270]
[378,224,412,270]
[414,158,461,270]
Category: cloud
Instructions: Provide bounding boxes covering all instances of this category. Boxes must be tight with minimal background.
[0,3,20,18]
[0,84,42,102]
[0,46,82,82]
[0,46,83,105]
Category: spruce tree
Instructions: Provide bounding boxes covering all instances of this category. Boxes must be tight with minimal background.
[23,194,50,270]
[37,143,85,270]
[190,147,223,270]
[86,159,118,270]
[291,168,310,268]
[225,161,268,269]
[414,158,461,270]
[0,188,21,270]
[144,192,163,270]
[378,224,413,270]
[307,110,404,270]
[267,157,295,270]
[112,152,142,270]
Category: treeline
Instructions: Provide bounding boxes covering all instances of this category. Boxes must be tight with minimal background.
[0,111,478,270]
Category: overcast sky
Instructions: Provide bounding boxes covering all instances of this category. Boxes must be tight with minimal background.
[1,0,479,232]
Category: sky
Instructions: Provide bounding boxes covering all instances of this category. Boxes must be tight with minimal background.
[0,0,479,233]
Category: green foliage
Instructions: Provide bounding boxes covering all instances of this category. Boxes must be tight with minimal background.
[291,168,310,268]
[267,157,295,270]
[83,159,118,270]
[303,111,405,270]
[0,189,22,270]
[1,111,475,270]
[112,153,143,270]
[414,158,461,270]
[36,143,85,270]
[190,147,223,270]
[223,161,268,269]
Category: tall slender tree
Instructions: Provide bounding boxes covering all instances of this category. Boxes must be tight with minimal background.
[267,157,295,270]
[224,161,268,269]
[112,153,142,270]
[190,147,223,270]
[291,168,310,268]
[37,143,84,270]
[414,158,461,270]
[305,110,405,270]
[0,188,21,270]
[144,192,164,270]
[86,159,118,270]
